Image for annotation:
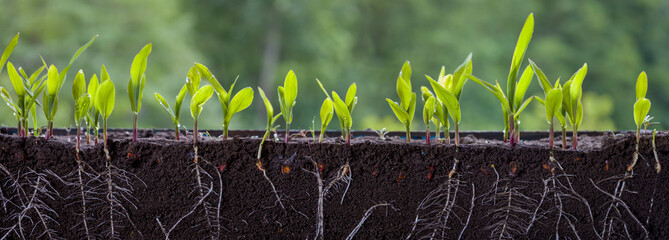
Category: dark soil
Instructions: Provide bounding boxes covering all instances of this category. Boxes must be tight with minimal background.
[0,130,667,239]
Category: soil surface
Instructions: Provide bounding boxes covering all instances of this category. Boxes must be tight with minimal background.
[0,130,667,239]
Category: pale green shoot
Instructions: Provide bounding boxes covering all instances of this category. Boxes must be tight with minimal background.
[386,61,416,142]
[190,85,214,145]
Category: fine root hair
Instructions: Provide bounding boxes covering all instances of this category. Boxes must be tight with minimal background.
[303,156,352,240]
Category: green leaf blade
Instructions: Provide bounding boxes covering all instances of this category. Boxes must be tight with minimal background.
[636,71,647,100]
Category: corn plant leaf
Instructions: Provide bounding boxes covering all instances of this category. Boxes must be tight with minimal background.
[0,33,19,75]
[438,66,446,81]
[397,76,411,109]
[386,99,409,126]
[283,70,297,110]
[46,65,60,97]
[190,85,214,120]
[407,93,417,126]
[544,89,563,123]
[75,93,91,125]
[513,65,533,110]
[423,96,436,126]
[194,63,226,97]
[130,43,152,87]
[186,65,201,96]
[6,62,25,97]
[514,96,533,119]
[154,92,176,123]
[100,65,110,83]
[72,70,86,100]
[258,87,275,127]
[320,98,334,130]
[569,63,588,102]
[88,74,99,111]
[466,74,510,113]
[507,13,534,105]
[575,100,583,129]
[636,71,647,100]
[345,83,357,111]
[332,91,352,128]
[175,84,188,120]
[452,53,473,99]
[0,87,18,114]
[401,61,412,88]
[96,79,115,120]
[562,80,574,121]
[633,98,651,128]
[61,35,98,83]
[277,86,288,121]
[226,87,254,123]
[528,59,552,94]
[315,78,331,99]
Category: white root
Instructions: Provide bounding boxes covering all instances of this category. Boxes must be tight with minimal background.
[482,181,536,240]
[303,157,352,240]
[590,177,649,239]
[345,202,398,240]
[192,146,220,240]
[157,183,213,240]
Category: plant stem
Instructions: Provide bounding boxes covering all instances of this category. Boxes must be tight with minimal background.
[17,120,23,138]
[508,114,515,147]
[572,125,578,150]
[435,122,440,143]
[346,129,351,145]
[132,113,138,142]
[223,124,229,140]
[425,127,430,145]
[77,125,81,150]
[454,123,460,146]
[257,130,270,160]
[175,125,180,140]
[319,127,325,143]
[103,119,108,151]
[548,121,554,150]
[193,120,199,145]
[285,123,290,143]
[405,125,411,143]
[562,127,567,149]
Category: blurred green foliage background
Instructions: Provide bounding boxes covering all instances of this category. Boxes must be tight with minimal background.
[1,0,667,132]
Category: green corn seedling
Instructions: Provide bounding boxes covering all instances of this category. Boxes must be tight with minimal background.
[467,14,534,147]
[538,89,562,150]
[421,95,436,145]
[257,87,282,160]
[425,54,472,145]
[41,35,98,140]
[277,70,298,142]
[128,43,152,142]
[154,66,193,140]
[561,63,588,149]
[95,72,115,152]
[190,85,215,145]
[529,59,568,149]
[72,70,92,149]
[318,97,333,142]
[629,71,651,172]
[195,63,254,140]
[0,33,19,75]
[386,61,416,142]
[420,87,446,143]
[315,79,357,144]
[1,62,46,138]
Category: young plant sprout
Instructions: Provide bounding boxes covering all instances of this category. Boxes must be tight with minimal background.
[561,63,588,149]
[628,71,651,172]
[72,70,91,149]
[1,63,46,138]
[0,33,18,74]
[529,59,568,149]
[420,87,444,142]
[190,85,215,145]
[387,61,416,142]
[95,68,115,152]
[257,87,282,160]
[318,97,334,142]
[195,63,254,139]
[315,79,357,144]
[277,70,298,142]
[128,43,152,142]
[467,14,534,147]
[425,53,473,145]
[541,89,563,150]
[154,77,187,140]
[421,95,436,145]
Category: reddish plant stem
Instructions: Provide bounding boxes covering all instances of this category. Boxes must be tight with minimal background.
[193,121,199,145]
[284,123,290,143]
[77,126,81,150]
[425,129,431,145]
[17,120,23,138]
[175,126,180,141]
[46,121,53,140]
[572,126,578,150]
[508,114,515,147]
[454,124,460,146]
[346,130,351,145]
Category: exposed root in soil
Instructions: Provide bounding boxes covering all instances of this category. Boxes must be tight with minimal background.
[0,165,62,240]
[526,155,598,240]
[482,179,536,240]
[255,161,286,211]
[345,202,398,240]
[406,177,474,240]
[590,175,649,239]
[95,146,146,239]
[156,183,213,240]
[303,156,352,240]
[191,146,224,240]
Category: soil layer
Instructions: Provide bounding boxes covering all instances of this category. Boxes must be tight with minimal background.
[0,130,667,239]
